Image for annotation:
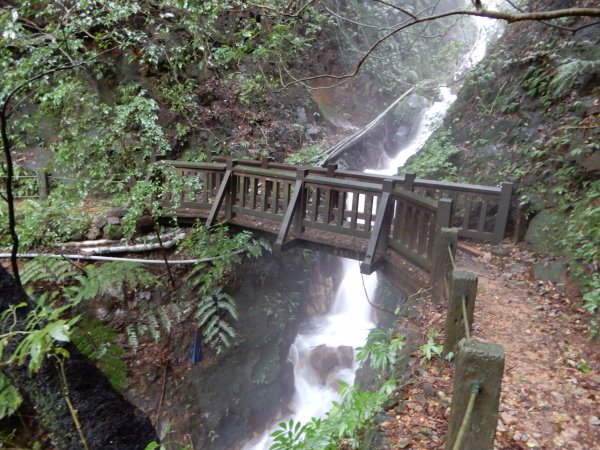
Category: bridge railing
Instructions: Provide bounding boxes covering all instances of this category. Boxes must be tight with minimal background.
[159,158,511,280]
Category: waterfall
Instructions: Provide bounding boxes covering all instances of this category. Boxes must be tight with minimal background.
[242,11,500,450]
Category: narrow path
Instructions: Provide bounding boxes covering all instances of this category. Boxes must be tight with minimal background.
[459,244,600,450]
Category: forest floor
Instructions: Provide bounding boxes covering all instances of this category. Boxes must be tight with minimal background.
[379,241,600,450]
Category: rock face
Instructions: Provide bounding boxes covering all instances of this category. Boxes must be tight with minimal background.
[126,249,345,450]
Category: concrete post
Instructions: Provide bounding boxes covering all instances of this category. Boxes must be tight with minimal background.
[446,339,504,450]
[431,227,458,303]
[443,271,478,356]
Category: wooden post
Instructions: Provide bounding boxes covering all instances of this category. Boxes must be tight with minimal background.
[443,271,478,355]
[293,168,308,233]
[492,182,513,244]
[403,172,416,191]
[431,227,458,303]
[37,170,49,198]
[446,339,504,450]
[261,157,271,169]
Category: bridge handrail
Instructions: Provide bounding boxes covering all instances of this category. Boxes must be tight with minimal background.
[159,158,512,244]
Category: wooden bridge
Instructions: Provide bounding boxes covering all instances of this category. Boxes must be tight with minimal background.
[161,157,512,282]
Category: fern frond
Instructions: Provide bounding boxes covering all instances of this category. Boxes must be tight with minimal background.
[219,320,236,340]
[147,314,160,341]
[549,59,600,98]
[216,299,238,321]
[126,324,139,354]
[204,316,220,342]
[158,306,172,332]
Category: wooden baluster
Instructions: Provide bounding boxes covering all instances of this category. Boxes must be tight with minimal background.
[364,194,374,232]
[323,188,332,224]
[462,196,473,230]
[273,181,280,214]
[310,187,319,223]
[282,181,290,211]
[478,199,488,232]
[416,208,428,256]
[335,191,346,227]
[350,192,359,231]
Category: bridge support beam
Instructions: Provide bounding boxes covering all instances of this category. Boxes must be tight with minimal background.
[274,168,307,254]
[361,179,394,274]
[206,159,236,227]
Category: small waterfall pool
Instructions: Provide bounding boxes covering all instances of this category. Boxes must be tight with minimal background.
[242,10,500,450]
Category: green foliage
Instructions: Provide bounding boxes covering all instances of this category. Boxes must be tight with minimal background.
[284,145,323,165]
[178,223,269,294]
[21,257,78,287]
[71,319,128,391]
[549,59,600,99]
[0,294,77,374]
[356,328,405,372]
[125,302,189,353]
[419,329,443,361]
[0,372,21,421]
[402,130,460,180]
[194,287,238,354]
[270,380,397,450]
[4,198,93,249]
[68,262,159,304]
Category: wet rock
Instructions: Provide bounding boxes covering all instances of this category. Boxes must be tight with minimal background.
[309,345,340,382]
[337,345,354,368]
[86,225,102,240]
[296,107,307,124]
[524,210,564,253]
[533,258,568,282]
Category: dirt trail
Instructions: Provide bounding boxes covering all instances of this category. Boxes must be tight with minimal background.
[458,244,600,450]
[380,242,599,450]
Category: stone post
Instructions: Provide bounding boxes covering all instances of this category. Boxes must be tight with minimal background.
[443,271,478,356]
[446,339,505,450]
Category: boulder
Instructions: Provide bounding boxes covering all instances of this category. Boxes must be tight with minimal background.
[309,345,340,383]
[533,258,568,282]
[524,210,564,254]
[337,345,354,369]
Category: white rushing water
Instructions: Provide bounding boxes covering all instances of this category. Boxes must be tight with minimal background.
[243,259,377,449]
[243,11,501,450]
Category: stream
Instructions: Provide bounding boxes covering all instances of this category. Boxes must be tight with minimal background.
[242,12,499,450]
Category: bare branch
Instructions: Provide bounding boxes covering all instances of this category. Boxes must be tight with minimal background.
[372,0,418,20]
[280,6,600,88]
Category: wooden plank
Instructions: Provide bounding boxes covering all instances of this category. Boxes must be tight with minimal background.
[388,239,431,272]
[305,174,382,193]
[282,181,290,212]
[231,207,283,222]
[392,186,437,211]
[303,220,370,239]
[234,165,295,180]
[159,160,226,171]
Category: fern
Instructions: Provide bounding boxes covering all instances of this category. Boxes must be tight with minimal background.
[69,262,159,304]
[71,319,127,391]
[549,59,600,98]
[125,303,190,353]
[194,287,238,353]
[21,257,79,287]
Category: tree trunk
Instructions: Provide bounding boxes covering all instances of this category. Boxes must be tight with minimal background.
[0,266,159,450]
